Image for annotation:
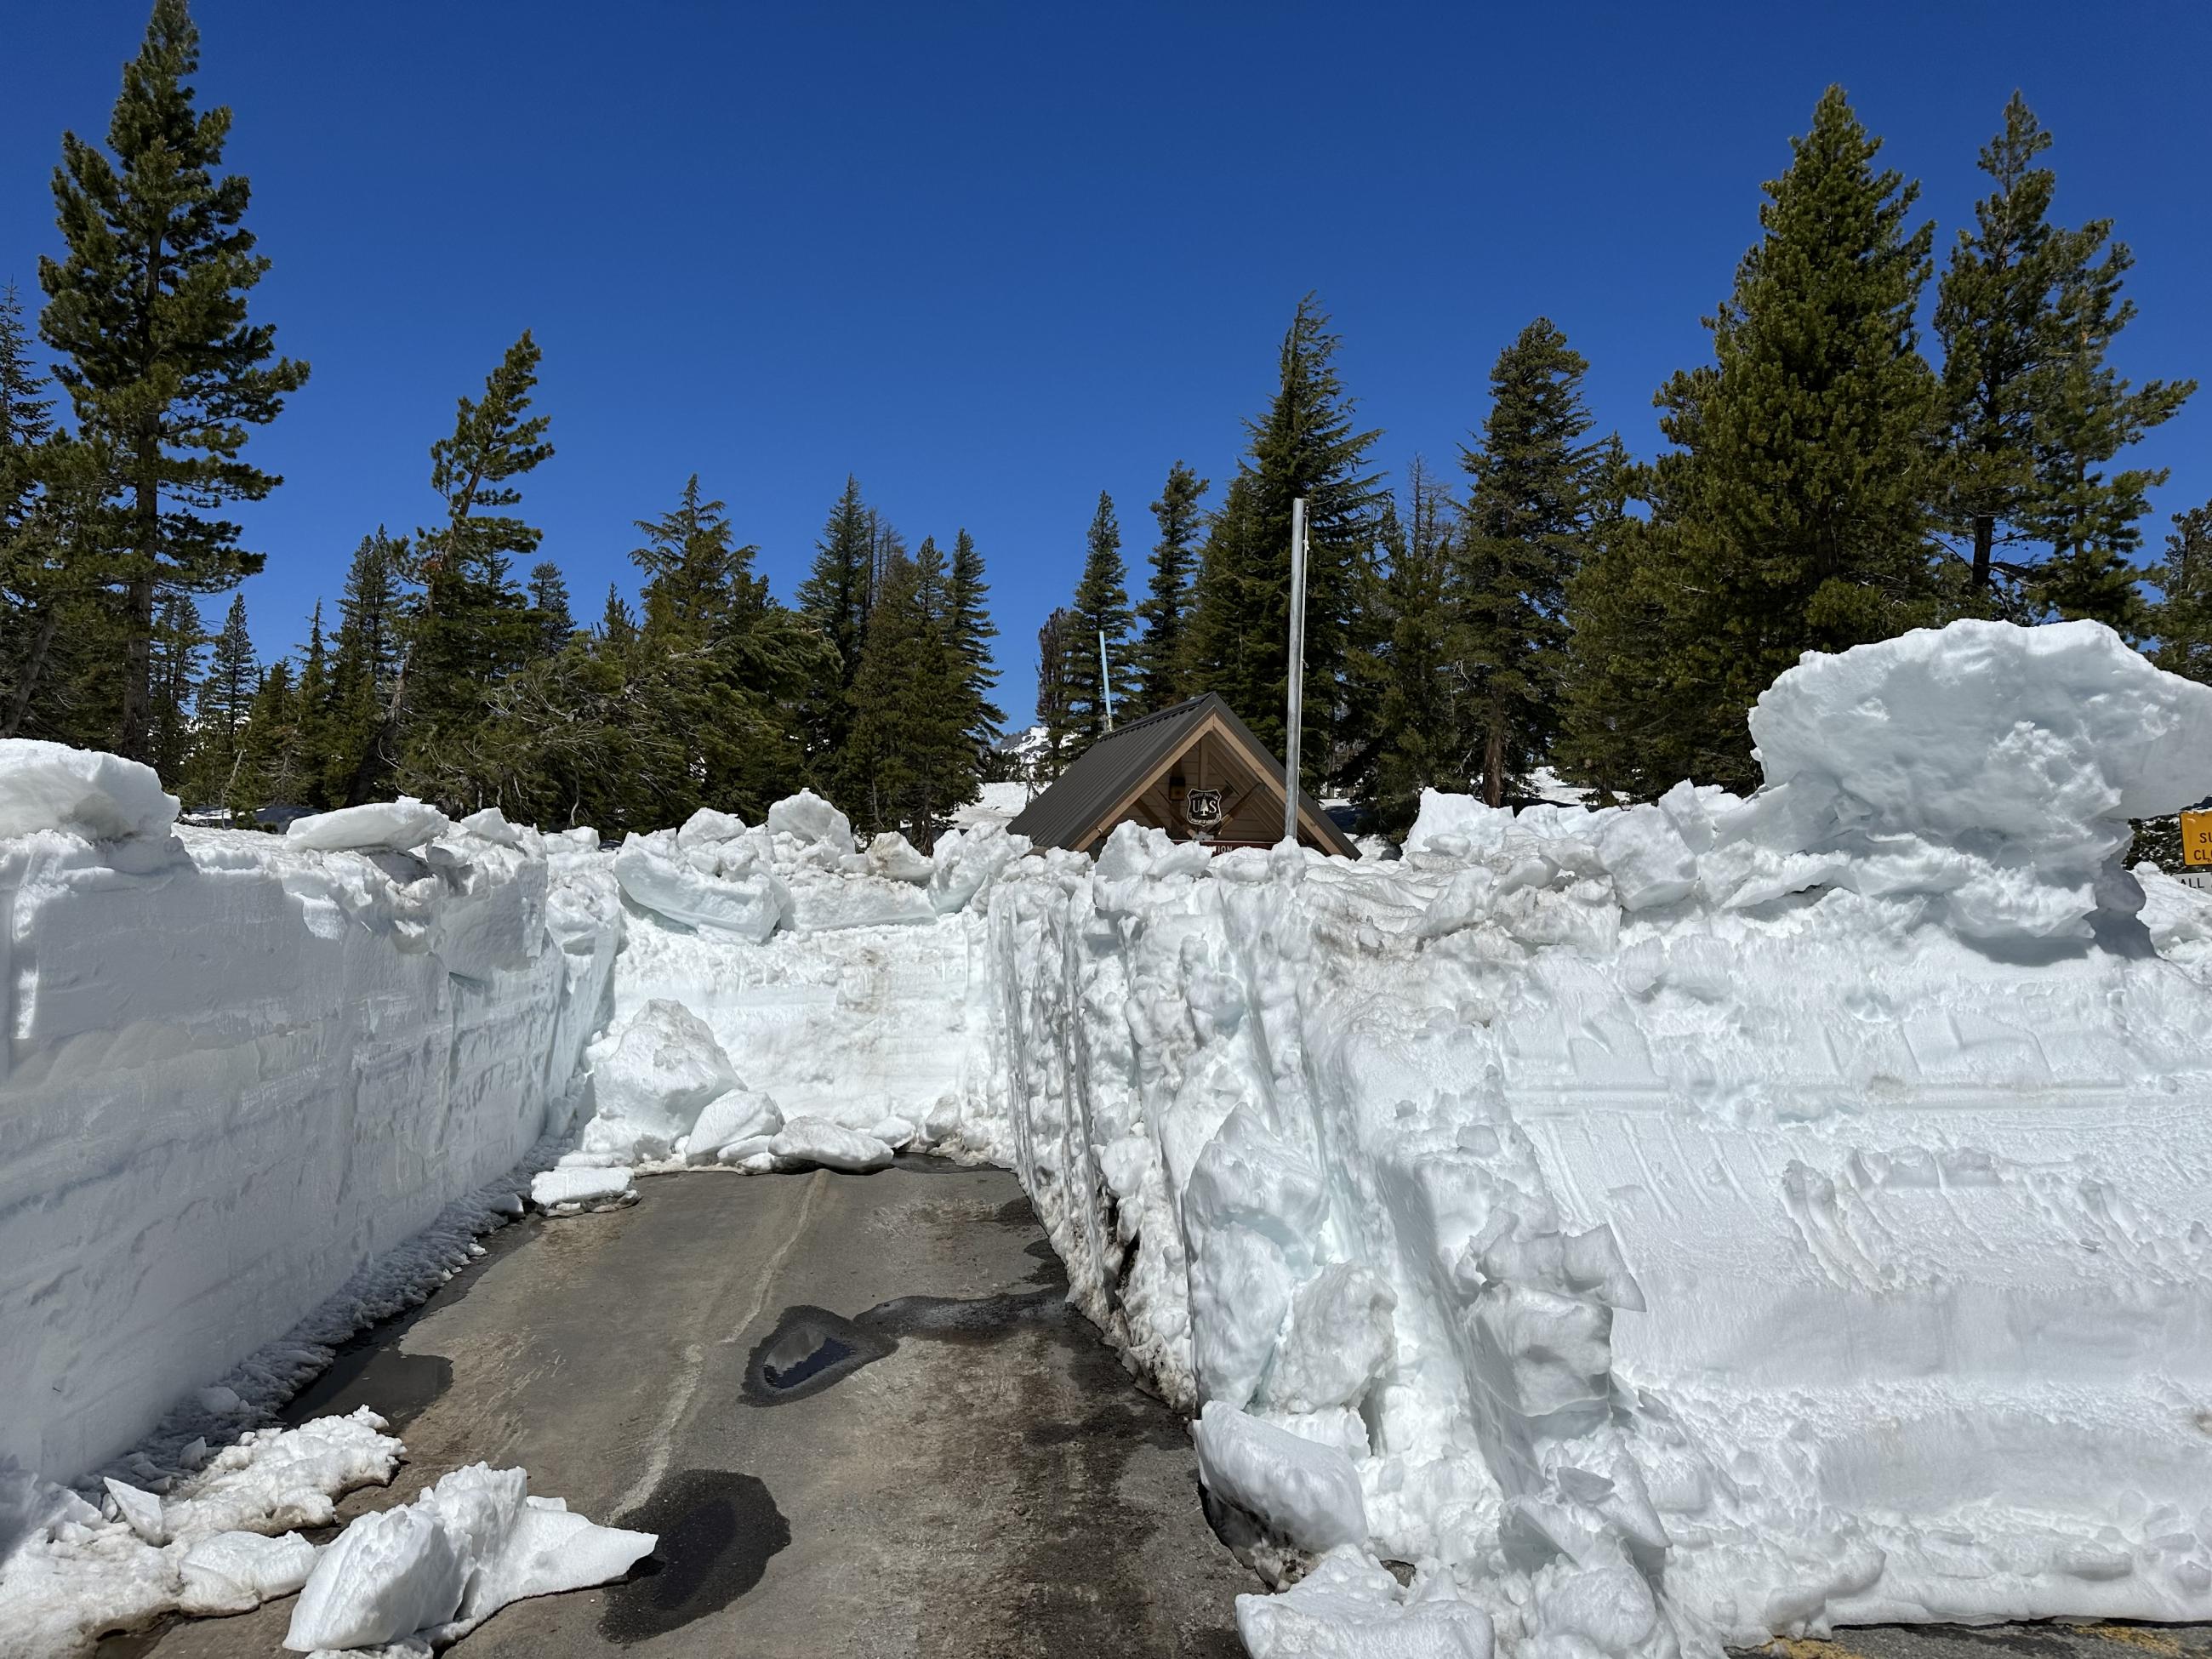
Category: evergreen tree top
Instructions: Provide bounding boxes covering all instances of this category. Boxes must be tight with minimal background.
[40,0,307,458]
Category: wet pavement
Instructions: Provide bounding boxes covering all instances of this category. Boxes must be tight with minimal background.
[111,1162,1254,1658]
[94,1164,2212,1659]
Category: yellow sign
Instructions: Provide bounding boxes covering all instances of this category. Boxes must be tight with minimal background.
[2184,811,2212,868]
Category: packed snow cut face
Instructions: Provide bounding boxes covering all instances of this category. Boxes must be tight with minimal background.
[949,621,2212,1657]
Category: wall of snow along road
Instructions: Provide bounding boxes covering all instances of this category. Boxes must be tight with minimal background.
[586,622,2212,1655]
[0,747,618,1498]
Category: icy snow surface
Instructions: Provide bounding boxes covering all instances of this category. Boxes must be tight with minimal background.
[12,620,2212,1658]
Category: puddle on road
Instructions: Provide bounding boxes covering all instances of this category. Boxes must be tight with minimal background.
[601,1468,790,1645]
[744,1306,894,1401]
[743,1289,1063,1405]
[282,1347,453,1431]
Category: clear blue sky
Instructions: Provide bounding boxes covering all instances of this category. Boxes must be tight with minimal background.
[7,2,2209,722]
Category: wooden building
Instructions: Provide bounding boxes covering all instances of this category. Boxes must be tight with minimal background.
[1008,693,1357,858]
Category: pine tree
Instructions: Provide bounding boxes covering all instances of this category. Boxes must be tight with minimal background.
[840,542,978,839]
[1556,439,1676,801]
[1364,459,1463,833]
[796,476,875,762]
[190,592,256,807]
[1,280,67,742]
[1134,460,1207,713]
[373,332,550,799]
[291,601,334,806]
[1936,93,2193,619]
[324,529,404,801]
[600,584,636,645]
[527,562,573,655]
[231,658,301,816]
[1185,296,1386,784]
[1035,607,1079,779]
[1456,319,1599,806]
[38,0,308,761]
[946,527,1002,748]
[2153,499,2212,688]
[1632,87,1941,792]
[146,591,203,783]
[1062,491,1133,745]
[633,476,761,647]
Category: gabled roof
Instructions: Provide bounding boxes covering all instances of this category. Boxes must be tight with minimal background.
[1008,692,1358,858]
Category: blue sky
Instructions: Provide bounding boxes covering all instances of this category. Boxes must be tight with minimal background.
[6,2,2209,722]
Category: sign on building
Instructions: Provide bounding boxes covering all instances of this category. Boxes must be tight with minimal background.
[2184,809,2212,868]
[1183,789,1223,830]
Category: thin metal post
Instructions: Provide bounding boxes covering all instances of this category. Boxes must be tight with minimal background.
[1099,631,1115,732]
[1284,497,1308,845]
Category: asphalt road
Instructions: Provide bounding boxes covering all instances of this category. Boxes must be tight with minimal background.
[110,1161,1256,1658]
[99,1164,2212,1659]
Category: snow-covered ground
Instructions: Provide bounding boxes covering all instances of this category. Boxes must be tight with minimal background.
[7,619,2212,1658]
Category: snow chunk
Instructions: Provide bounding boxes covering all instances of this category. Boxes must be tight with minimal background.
[928,821,1030,915]
[287,796,452,852]
[1239,1548,1495,1659]
[864,830,933,883]
[285,1463,653,1652]
[1194,1401,1368,1552]
[581,1000,741,1162]
[180,1529,320,1616]
[0,738,178,842]
[764,790,854,854]
[1265,1265,1398,1414]
[1746,619,2212,940]
[767,1116,895,1172]
[102,1477,167,1544]
[686,1088,783,1162]
[528,1166,635,1209]
[613,826,790,942]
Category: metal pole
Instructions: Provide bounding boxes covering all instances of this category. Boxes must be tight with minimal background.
[1098,630,1115,732]
[1284,497,1307,846]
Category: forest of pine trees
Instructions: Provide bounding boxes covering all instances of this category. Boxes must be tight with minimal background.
[1029,85,2204,831]
[5,3,2208,852]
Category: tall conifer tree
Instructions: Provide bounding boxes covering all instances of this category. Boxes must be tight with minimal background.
[1134,461,1206,713]
[1365,460,1462,833]
[2153,499,2212,689]
[1935,93,2192,618]
[797,476,875,761]
[1063,492,1133,745]
[39,0,307,760]
[190,592,255,805]
[1456,319,1599,806]
[1632,87,1941,791]
[1035,607,1079,779]
[1185,296,1385,784]
[368,332,549,799]
[946,527,1002,749]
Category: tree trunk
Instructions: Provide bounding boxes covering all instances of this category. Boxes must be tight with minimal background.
[1972,514,1995,594]
[117,473,157,761]
[1483,694,1506,809]
[2,606,61,740]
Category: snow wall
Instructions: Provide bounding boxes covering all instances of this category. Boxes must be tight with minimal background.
[601,620,2212,1656]
[12,618,2212,1658]
[0,754,618,1491]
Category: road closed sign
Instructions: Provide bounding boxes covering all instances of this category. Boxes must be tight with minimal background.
[2184,810,2212,867]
